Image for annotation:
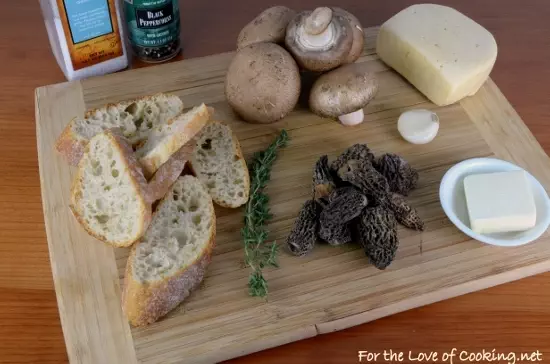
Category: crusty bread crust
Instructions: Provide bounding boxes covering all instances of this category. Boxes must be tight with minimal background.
[55,117,88,166]
[145,144,193,203]
[188,121,250,208]
[69,129,152,248]
[138,104,212,178]
[226,128,250,208]
[56,93,183,166]
[82,93,181,120]
[122,198,216,327]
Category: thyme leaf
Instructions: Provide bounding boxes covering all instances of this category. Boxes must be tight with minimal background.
[242,130,289,297]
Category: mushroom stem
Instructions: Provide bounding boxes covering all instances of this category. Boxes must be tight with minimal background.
[297,7,337,49]
[338,109,364,126]
[305,7,333,35]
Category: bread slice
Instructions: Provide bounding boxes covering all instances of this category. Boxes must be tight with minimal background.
[136,104,211,178]
[70,129,152,247]
[189,121,250,208]
[56,93,184,166]
[145,144,193,203]
[122,175,216,326]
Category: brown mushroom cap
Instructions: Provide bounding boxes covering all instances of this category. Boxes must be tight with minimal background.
[225,42,301,124]
[285,9,353,72]
[309,62,378,118]
[333,7,364,64]
[237,6,296,50]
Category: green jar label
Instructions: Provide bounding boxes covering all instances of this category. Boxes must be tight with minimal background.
[124,0,180,48]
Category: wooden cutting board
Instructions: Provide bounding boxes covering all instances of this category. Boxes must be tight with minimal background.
[35,27,550,364]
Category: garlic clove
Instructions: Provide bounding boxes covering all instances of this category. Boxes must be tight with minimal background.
[338,109,364,126]
[397,109,439,144]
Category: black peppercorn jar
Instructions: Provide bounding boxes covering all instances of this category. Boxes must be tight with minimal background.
[123,0,181,63]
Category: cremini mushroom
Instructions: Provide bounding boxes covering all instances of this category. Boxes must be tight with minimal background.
[333,7,364,64]
[237,6,296,50]
[285,7,353,72]
[225,42,301,124]
[309,62,378,126]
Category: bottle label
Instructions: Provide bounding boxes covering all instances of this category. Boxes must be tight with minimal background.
[124,0,180,48]
[57,0,123,70]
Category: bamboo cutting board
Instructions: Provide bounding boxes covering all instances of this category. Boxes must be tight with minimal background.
[35,27,550,364]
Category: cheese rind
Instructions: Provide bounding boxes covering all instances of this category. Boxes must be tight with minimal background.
[463,171,536,234]
[376,4,498,106]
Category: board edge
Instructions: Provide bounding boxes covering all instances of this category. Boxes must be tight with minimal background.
[316,259,550,334]
[199,326,318,364]
[461,78,550,185]
[35,82,139,364]
[35,27,550,364]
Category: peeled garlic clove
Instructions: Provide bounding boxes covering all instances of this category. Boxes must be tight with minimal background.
[398,109,439,144]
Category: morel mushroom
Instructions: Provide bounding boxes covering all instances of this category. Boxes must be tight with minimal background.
[357,206,399,270]
[328,186,361,202]
[318,219,352,246]
[374,153,419,195]
[309,62,378,126]
[321,187,368,224]
[287,145,424,261]
[312,155,335,203]
[237,6,296,49]
[337,159,390,205]
[285,7,353,72]
[388,193,424,231]
[330,143,375,173]
[286,200,320,256]
[317,186,367,246]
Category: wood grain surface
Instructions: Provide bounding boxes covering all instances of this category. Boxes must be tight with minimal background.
[36,27,550,363]
[2,1,550,363]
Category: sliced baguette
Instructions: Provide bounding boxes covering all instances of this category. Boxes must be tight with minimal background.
[189,121,250,208]
[122,175,216,326]
[145,144,193,203]
[136,104,211,178]
[70,129,152,247]
[56,93,184,166]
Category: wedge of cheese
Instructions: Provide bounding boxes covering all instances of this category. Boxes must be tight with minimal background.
[376,4,498,106]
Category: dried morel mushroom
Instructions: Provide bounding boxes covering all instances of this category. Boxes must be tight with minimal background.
[357,206,398,270]
[321,187,368,224]
[374,153,419,195]
[312,155,335,202]
[337,159,390,205]
[318,219,352,246]
[288,145,423,262]
[330,143,375,173]
[388,193,424,231]
[287,200,320,256]
[328,186,361,202]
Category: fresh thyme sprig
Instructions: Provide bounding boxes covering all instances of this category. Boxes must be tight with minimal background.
[242,130,289,297]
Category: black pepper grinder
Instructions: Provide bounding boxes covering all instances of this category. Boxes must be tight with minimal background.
[123,0,181,63]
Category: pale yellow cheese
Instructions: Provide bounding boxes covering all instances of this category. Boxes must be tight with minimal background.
[463,171,536,234]
[376,4,498,106]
